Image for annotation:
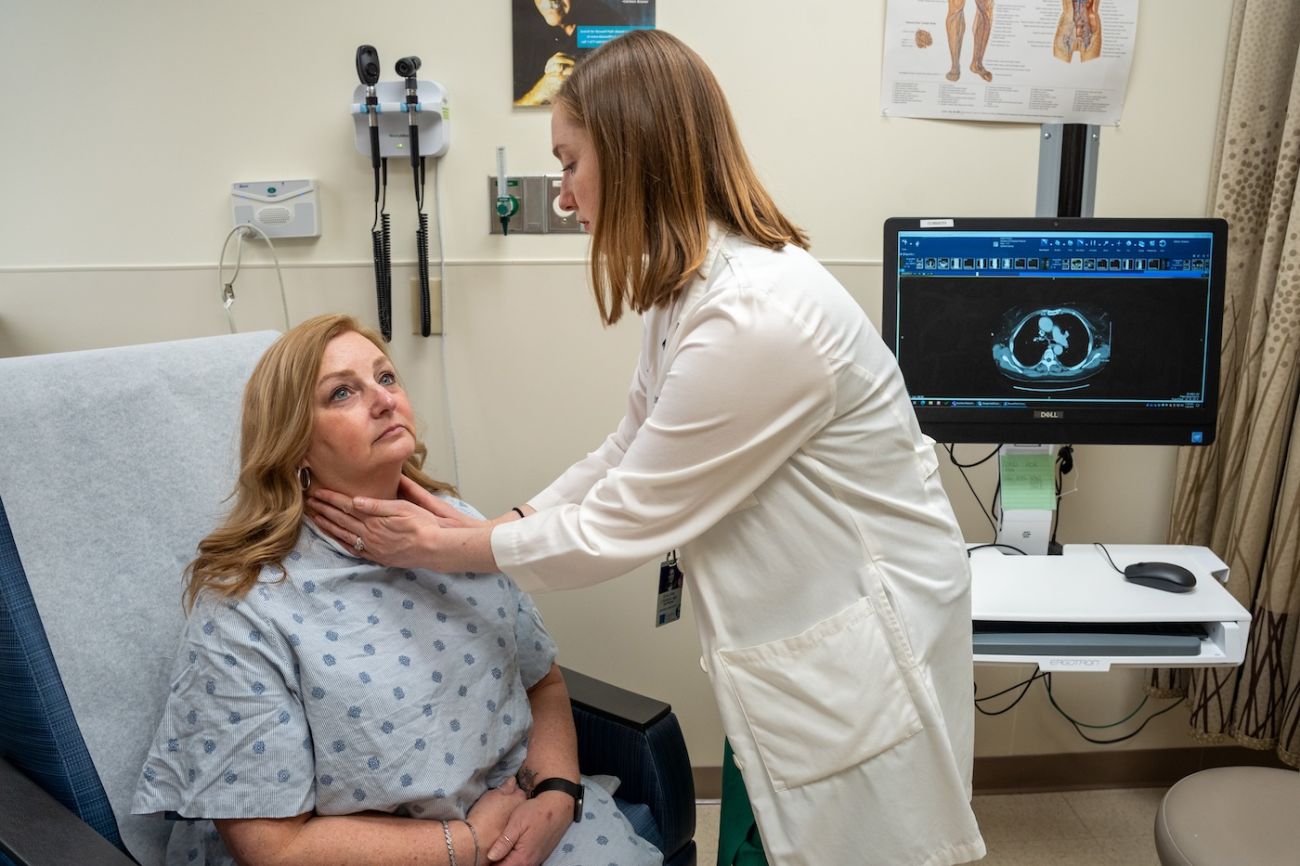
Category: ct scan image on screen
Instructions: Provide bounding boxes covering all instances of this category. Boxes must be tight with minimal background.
[881,218,1227,445]
[896,274,1210,405]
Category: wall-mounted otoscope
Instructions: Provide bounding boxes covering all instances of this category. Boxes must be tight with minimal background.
[356,44,393,341]
[356,45,382,172]
[397,55,432,337]
[396,56,423,199]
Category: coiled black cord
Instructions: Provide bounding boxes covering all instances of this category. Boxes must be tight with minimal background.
[377,211,393,341]
[416,211,431,337]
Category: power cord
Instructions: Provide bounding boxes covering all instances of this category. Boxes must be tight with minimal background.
[218,224,290,334]
[431,159,460,489]
[973,665,1187,743]
[1047,445,1075,553]
[1043,673,1185,744]
[945,444,1002,541]
[967,542,1029,557]
[974,668,1048,715]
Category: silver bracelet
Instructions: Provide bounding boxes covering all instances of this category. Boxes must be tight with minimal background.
[464,819,481,866]
[441,819,458,866]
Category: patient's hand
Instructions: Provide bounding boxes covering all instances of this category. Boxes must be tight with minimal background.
[468,778,528,857]
[485,791,573,866]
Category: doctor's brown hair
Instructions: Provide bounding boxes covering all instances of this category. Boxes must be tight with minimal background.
[183,314,454,611]
[555,29,808,326]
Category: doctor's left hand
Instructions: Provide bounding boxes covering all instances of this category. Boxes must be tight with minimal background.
[307,476,484,569]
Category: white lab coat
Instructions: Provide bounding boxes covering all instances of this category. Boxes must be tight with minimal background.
[493,226,986,866]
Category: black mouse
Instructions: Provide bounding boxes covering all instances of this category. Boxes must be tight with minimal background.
[1124,561,1197,593]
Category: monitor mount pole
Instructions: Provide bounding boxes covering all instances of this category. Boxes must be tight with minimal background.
[997,124,1100,555]
[1037,123,1099,219]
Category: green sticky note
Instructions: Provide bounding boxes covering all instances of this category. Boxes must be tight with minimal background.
[1000,453,1057,511]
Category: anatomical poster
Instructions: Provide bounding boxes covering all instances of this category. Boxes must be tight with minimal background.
[880,0,1138,124]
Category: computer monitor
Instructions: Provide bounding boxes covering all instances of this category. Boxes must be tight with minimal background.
[881,217,1227,446]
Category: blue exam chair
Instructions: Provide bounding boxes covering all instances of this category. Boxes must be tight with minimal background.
[0,332,695,866]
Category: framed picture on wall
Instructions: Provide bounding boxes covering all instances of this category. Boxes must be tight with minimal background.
[512,0,656,107]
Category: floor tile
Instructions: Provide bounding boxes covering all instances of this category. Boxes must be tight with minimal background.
[980,837,1117,865]
[1064,787,1167,839]
[972,792,1092,843]
[695,800,719,864]
[1095,834,1162,866]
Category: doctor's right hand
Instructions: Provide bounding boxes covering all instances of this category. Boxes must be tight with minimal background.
[308,477,504,574]
[397,476,491,529]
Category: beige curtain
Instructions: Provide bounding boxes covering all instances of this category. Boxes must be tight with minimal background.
[1150,0,1300,768]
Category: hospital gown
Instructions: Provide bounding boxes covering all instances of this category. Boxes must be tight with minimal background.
[132,512,661,866]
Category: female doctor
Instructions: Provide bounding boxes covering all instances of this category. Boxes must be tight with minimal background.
[311,29,986,866]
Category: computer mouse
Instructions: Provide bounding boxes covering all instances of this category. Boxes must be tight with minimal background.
[1124,561,1197,593]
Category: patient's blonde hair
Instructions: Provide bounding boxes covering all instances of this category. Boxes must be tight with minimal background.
[554,29,808,326]
[184,314,454,611]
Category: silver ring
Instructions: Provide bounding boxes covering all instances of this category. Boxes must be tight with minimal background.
[354,535,365,553]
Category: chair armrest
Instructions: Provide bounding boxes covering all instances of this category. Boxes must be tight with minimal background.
[562,666,672,730]
[561,667,695,860]
[0,757,136,866]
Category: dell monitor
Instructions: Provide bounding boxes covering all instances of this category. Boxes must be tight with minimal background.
[881,217,1227,446]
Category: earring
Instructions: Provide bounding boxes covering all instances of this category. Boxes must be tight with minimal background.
[297,466,312,491]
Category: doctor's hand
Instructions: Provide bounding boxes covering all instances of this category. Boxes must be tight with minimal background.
[307,477,501,574]
[399,477,532,529]
[484,789,572,866]
[306,485,440,570]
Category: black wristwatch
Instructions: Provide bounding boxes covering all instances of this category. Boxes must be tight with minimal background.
[530,777,584,823]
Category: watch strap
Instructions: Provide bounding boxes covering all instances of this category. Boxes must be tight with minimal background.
[530,777,583,823]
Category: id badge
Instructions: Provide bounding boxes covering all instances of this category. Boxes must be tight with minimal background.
[656,550,683,627]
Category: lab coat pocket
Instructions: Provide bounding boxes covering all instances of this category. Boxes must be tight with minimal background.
[717,596,923,791]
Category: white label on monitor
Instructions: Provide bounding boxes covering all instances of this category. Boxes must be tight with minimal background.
[920,218,954,227]
[1040,658,1111,672]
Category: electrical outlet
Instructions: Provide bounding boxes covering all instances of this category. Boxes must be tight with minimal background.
[410,276,442,336]
[545,176,582,233]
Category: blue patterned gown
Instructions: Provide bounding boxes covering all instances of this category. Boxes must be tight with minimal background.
[132,511,661,866]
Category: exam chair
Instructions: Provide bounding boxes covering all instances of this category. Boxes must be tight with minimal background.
[0,333,695,866]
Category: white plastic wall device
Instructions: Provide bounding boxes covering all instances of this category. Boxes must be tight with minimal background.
[231,179,321,239]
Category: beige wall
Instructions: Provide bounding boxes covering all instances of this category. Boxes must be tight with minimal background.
[0,1,1233,766]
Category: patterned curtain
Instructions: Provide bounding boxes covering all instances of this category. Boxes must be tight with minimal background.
[1149,0,1300,768]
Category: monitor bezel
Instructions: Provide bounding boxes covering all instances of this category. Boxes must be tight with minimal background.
[881,216,1228,446]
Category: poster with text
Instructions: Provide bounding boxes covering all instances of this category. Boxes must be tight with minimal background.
[881,0,1138,124]
[513,0,656,106]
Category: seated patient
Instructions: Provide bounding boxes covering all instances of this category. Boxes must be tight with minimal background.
[133,314,661,866]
